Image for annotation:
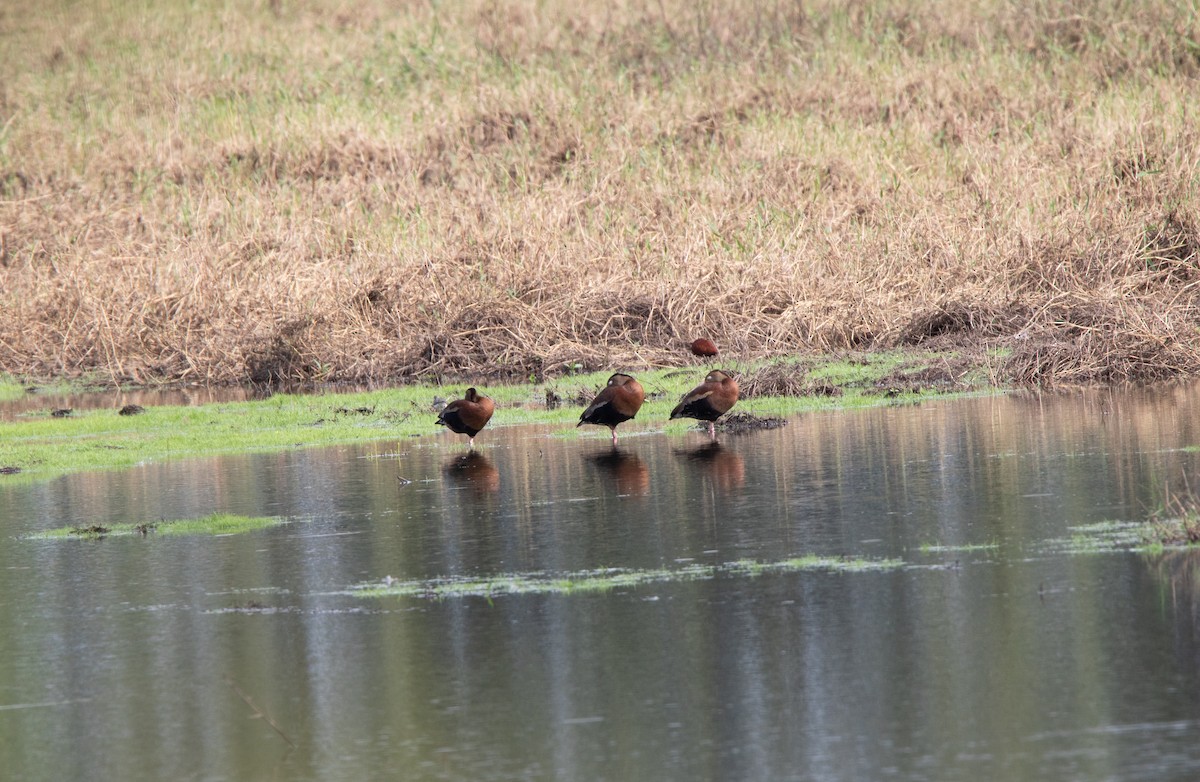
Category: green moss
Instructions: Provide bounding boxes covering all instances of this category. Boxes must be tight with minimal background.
[354,555,906,599]
[28,513,284,540]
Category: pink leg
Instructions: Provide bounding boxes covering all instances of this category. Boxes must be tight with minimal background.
[610,428,618,446]
[707,421,716,440]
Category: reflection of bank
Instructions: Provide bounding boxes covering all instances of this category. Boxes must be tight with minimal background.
[587,447,651,496]
[1150,548,1200,601]
[677,441,745,492]
[443,451,500,494]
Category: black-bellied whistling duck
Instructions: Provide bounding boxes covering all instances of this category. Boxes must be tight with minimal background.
[689,338,719,357]
[670,370,739,439]
[577,372,645,445]
[436,388,495,448]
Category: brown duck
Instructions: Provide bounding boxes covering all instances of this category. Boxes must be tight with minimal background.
[577,372,645,445]
[436,388,495,448]
[670,370,738,439]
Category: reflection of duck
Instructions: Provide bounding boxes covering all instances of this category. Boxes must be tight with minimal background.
[436,388,495,448]
[588,447,650,496]
[670,370,739,440]
[678,441,745,492]
[443,451,500,493]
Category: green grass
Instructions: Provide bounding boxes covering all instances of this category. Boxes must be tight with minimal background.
[28,513,284,539]
[0,376,25,403]
[353,555,906,599]
[0,351,985,483]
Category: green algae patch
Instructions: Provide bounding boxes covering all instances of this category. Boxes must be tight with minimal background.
[353,555,906,600]
[29,513,284,540]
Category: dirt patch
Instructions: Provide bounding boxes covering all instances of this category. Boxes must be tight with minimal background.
[718,412,788,433]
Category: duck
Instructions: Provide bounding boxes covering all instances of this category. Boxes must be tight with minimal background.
[436,388,495,448]
[577,372,645,445]
[689,338,719,357]
[670,369,738,439]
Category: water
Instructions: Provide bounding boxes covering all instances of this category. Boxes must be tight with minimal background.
[3,387,1200,781]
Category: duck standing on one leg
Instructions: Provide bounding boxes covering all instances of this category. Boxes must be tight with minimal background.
[436,388,495,448]
[670,370,739,440]
[577,372,645,445]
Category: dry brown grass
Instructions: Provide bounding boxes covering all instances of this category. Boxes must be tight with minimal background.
[2,0,1200,386]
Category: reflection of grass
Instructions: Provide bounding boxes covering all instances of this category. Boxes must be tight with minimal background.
[1046,520,1176,555]
[918,542,1000,553]
[355,555,906,599]
[29,513,284,539]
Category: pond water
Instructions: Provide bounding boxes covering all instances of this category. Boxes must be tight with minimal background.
[4,387,1200,781]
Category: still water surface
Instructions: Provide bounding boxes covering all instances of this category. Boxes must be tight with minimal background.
[4,388,1200,780]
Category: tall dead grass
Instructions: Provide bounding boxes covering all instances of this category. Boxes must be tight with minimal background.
[2,0,1200,386]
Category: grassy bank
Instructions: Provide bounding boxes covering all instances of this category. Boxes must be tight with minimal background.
[0,350,986,482]
[2,1,1199,387]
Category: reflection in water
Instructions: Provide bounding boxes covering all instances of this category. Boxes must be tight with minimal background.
[676,440,746,492]
[443,451,500,494]
[7,389,1200,779]
[0,383,273,420]
[1150,548,1200,602]
[586,447,650,496]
